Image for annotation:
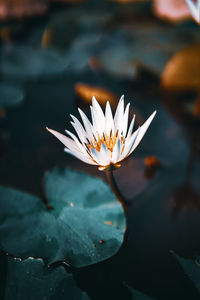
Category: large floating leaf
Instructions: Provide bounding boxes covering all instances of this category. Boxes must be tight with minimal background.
[0,168,126,267]
[97,24,200,77]
[173,252,200,293]
[0,47,68,80]
[5,257,90,300]
[0,83,24,108]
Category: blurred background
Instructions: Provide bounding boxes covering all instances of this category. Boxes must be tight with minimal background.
[1,0,200,299]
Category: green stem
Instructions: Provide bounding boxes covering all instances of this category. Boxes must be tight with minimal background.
[105,171,130,206]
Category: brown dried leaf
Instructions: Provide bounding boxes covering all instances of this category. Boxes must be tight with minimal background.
[161,43,200,92]
[0,0,47,20]
[74,83,118,108]
[50,0,84,3]
[144,156,160,179]
[0,108,6,119]
[88,57,102,70]
[144,156,160,168]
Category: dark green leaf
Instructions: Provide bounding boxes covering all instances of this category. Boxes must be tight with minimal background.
[5,257,90,300]
[0,168,126,267]
[173,252,200,293]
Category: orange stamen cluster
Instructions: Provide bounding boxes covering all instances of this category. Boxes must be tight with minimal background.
[86,130,125,153]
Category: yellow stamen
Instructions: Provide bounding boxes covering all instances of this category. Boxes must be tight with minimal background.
[87,131,125,153]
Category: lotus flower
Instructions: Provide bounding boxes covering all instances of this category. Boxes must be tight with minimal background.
[47,96,156,171]
[185,0,200,23]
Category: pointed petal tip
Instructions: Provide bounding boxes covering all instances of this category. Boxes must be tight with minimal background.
[70,114,75,119]
[152,110,157,118]
[119,94,124,103]
[92,95,98,104]
[46,127,52,133]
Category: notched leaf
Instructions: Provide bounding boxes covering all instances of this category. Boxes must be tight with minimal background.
[5,256,90,300]
[0,168,126,267]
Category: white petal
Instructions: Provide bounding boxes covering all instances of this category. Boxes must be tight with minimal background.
[114,95,124,135]
[46,127,79,152]
[128,110,157,156]
[112,138,122,163]
[90,144,111,166]
[101,143,112,165]
[120,127,140,161]
[65,130,88,154]
[126,114,135,139]
[105,101,114,135]
[64,148,97,165]
[91,96,105,136]
[186,0,200,23]
[122,102,130,137]
[90,106,99,139]
[70,114,88,145]
[78,108,94,141]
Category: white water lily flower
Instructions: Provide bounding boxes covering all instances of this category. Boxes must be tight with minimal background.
[47,95,156,171]
[185,0,200,23]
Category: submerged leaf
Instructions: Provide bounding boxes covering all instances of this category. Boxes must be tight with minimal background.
[0,168,126,267]
[0,83,24,108]
[5,257,90,300]
[0,47,70,80]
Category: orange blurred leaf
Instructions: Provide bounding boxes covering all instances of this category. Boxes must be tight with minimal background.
[74,83,118,108]
[161,43,200,91]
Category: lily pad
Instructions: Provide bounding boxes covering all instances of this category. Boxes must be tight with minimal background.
[0,47,68,80]
[173,252,200,293]
[0,168,126,267]
[5,257,90,300]
[0,83,24,108]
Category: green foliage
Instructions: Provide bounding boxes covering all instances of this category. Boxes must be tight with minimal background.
[5,257,90,300]
[0,168,126,267]
[173,252,200,293]
[0,83,24,108]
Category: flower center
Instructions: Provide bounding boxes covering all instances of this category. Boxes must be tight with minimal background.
[86,130,125,153]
